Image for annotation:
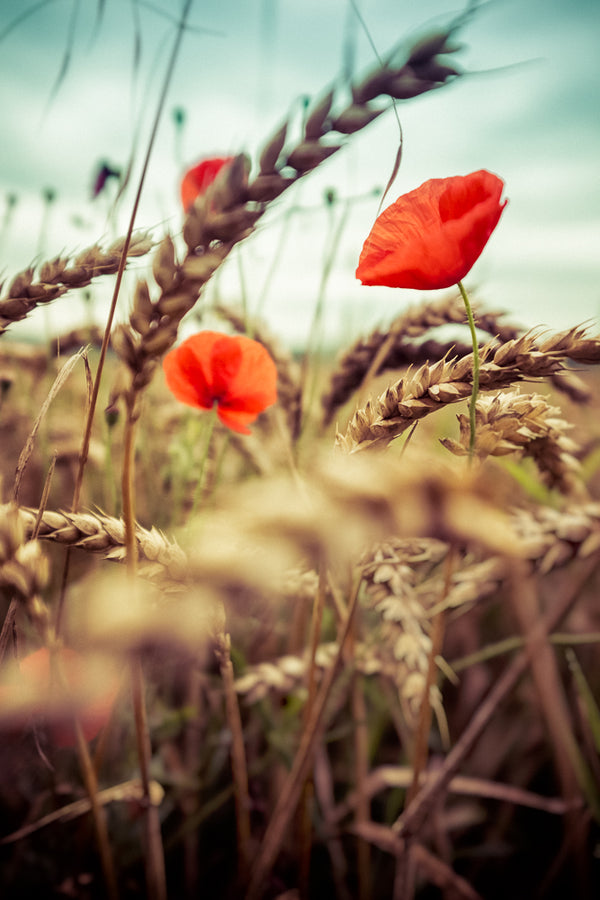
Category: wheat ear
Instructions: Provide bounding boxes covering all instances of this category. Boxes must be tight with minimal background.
[0,233,153,337]
[336,328,600,453]
[441,390,586,497]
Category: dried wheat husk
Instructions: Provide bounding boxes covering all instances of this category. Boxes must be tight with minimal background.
[0,233,153,337]
[441,390,586,497]
[336,328,600,453]
[17,506,187,583]
[321,294,519,426]
[322,298,594,428]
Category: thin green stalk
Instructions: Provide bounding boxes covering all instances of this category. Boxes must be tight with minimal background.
[299,200,350,433]
[189,407,218,519]
[457,280,479,460]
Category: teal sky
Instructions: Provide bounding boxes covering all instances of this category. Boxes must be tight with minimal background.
[1,0,599,347]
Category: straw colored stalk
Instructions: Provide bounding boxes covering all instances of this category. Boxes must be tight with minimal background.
[336,328,600,453]
[360,539,448,729]
[0,233,153,337]
[441,390,586,497]
[233,493,600,709]
[321,295,520,426]
[323,298,594,428]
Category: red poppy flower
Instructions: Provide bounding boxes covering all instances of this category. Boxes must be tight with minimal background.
[163,331,278,434]
[180,156,234,212]
[356,170,507,290]
[18,647,120,748]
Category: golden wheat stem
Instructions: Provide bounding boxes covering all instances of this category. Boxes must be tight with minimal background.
[246,570,363,899]
[392,555,600,841]
[299,558,328,891]
[406,547,455,807]
[59,0,194,632]
[131,654,168,900]
[458,280,479,460]
[73,715,120,900]
[349,609,371,900]
[122,411,138,572]
[215,631,252,883]
[121,401,168,899]
[189,407,218,520]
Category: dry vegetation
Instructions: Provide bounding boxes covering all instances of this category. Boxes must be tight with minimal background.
[1,8,600,900]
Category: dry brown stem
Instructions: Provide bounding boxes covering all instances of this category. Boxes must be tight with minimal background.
[391,554,600,841]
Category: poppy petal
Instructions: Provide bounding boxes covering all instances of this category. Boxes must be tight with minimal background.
[356,170,507,290]
[163,331,278,433]
[180,156,234,212]
[163,333,217,410]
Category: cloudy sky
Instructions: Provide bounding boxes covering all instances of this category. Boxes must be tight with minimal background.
[1,0,599,348]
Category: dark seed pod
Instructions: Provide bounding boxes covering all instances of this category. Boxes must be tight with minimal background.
[332,104,383,135]
[259,122,288,174]
[246,173,294,202]
[304,89,334,140]
[384,71,437,100]
[410,58,461,83]
[152,235,177,293]
[286,141,341,173]
[407,28,456,66]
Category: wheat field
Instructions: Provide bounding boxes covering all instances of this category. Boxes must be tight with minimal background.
[1,5,599,900]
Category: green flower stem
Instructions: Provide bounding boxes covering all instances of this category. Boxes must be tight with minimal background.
[190,406,218,519]
[458,280,479,460]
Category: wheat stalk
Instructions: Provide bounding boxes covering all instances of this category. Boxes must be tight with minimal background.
[322,295,518,426]
[0,233,153,337]
[441,390,586,496]
[336,328,600,453]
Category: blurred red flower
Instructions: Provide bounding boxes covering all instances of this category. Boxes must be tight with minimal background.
[18,647,119,748]
[180,156,234,212]
[163,331,278,434]
[356,170,507,290]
